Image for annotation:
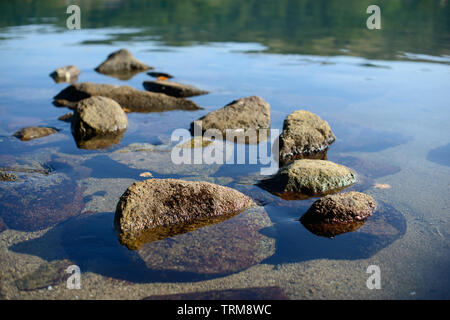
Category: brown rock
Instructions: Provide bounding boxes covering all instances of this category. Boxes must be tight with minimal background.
[0,171,17,182]
[279,110,335,166]
[191,96,270,139]
[114,178,256,247]
[148,71,174,79]
[13,126,59,141]
[301,191,377,225]
[54,82,201,113]
[95,49,152,79]
[58,113,73,122]
[143,80,208,98]
[50,65,80,83]
[259,159,356,200]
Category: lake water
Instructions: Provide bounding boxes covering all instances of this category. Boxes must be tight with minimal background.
[0,0,449,299]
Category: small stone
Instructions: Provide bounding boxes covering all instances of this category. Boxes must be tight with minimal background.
[0,171,17,182]
[301,191,377,225]
[279,110,335,166]
[259,159,356,199]
[178,137,213,149]
[13,126,59,141]
[95,49,152,79]
[143,80,208,98]
[58,113,73,122]
[139,172,153,177]
[50,65,80,83]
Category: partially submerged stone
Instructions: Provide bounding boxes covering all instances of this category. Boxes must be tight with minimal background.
[279,110,335,166]
[54,82,201,113]
[58,112,73,123]
[95,49,152,79]
[258,159,356,199]
[72,96,128,136]
[50,65,80,83]
[143,80,208,98]
[115,179,256,249]
[301,192,377,225]
[191,96,270,142]
[13,126,59,141]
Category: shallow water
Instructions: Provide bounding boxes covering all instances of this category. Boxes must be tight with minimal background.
[0,0,449,299]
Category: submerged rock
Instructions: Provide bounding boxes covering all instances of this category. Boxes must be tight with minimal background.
[53,82,201,113]
[0,171,17,182]
[279,110,335,166]
[13,126,59,141]
[190,96,270,141]
[115,178,256,249]
[136,207,275,275]
[427,143,450,167]
[50,65,80,83]
[258,159,356,200]
[15,260,74,291]
[95,49,152,79]
[301,192,377,225]
[143,80,208,98]
[72,96,128,136]
[144,286,288,300]
[0,172,85,231]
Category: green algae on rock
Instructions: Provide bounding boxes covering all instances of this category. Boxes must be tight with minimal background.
[258,159,356,200]
[115,178,256,249]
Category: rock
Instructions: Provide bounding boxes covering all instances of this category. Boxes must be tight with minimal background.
[58,113,73,122]
[114,179,256,248]
[258,159,356,199]
[301,192,377,225]
[427,143,450,167]
[148,71,174,79]
[15,260,74,291]
[143,287,288,300]
[191,96,270,139]
[0,172,85,231]
[13,126,59,141]
[0,171,17,182]
[72,96,128,136]
[279,110,335,166]
[136,207,275,274]
[73,131,126,150]
[143,80,208,98]
[301,219,366,238]
[53,82,201,113]
[50,65,80,83]
[95,49,152,79]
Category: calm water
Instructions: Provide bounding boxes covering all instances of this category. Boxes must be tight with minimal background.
[0,0,449,299]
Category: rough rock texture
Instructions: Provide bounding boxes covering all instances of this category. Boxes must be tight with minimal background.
[72,96,128,136]
[279,110,335,166]
[259,159,356,199]
[301,192,377,225]
[136,207,275,274]
[0,171,17,182]
[143,80,208,98]
[13,126,59,141]
[95,49,151,77]
[191,96,270,138]
[50,65,80,83]
[115,179,256,246]
[53,82,200,113]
